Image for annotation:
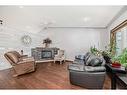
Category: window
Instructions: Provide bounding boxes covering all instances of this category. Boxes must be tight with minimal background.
[110,20,127,56]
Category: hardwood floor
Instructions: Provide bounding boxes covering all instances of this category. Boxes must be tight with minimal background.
[0,62,111,89]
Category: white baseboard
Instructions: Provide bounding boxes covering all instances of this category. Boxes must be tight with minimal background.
[36,59,73,63]
[36,59,54,63]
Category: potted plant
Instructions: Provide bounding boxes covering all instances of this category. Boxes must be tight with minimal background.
[43,38,52,48]
[111,56,121,68]
[115,48,127,68]
[101,44,116,64]
[90,46,102,56]
[107,48,127,68]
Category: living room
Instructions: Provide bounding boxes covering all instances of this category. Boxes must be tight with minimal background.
[0,0,127,93]
[0,6,116,70]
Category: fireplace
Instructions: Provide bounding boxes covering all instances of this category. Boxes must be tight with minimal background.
[41,50,52,59]
[31,47,59,61]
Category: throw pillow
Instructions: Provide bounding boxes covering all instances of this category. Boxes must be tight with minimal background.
[7,52,19,63]
[86,54,105,66]
[89,58,103,66]
[85,54,96,65]
[84,52,92,63]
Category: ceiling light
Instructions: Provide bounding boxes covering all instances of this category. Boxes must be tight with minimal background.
[26,26,31,29]
[19,6,24,9]
[83,17,90,22]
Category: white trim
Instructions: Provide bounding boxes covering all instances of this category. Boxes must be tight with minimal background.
[35,59,73,63]
[107,6,127,28]
[47,26,106,29]
[35,59,54,63]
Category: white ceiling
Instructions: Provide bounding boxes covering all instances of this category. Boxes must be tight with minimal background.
[0,6,124,28]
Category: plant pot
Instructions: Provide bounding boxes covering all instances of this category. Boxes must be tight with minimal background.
[45,43,50,48]
[103,55,111,63]
[112,62,121,68]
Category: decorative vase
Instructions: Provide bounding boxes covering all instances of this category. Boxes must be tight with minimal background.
[21,50,23,55]
[43,38,52,48]
[45,43,49,48]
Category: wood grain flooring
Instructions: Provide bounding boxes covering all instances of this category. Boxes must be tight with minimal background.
[0,62,111,89]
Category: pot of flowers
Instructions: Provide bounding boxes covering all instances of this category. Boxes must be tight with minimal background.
[90,46,102,56]
[111,48,127,69]
[116,48,127,69]
[111,60,121,68]
[43,38,52,48]
[102,51,112,64]
[101,44,114,64]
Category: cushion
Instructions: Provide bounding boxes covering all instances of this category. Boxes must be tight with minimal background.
[18,57,34,64]
[85,54,96,65]
[89,58,103,66]
[73,59,85,65]
[86,54,105,66]
[75,55,85,60]
[6,52,19,63]
[84,52,92,62]
[85,52,91,57]
[13,51,21,58]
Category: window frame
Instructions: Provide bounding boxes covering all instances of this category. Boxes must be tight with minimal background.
[110,20,127,55]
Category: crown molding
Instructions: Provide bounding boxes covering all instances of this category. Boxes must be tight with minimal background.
[47,26,106,29]
[106,6,127,28]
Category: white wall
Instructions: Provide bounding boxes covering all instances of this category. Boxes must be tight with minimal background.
[0,25,107,70]
[0,25,49,70]
[46,28,107,60]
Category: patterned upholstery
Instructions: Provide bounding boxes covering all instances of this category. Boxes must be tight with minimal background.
[54,50,66,64]
[85,54,105,66]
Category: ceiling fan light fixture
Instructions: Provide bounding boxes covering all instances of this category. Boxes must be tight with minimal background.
[19,6,24,9]
[83,17,90,22]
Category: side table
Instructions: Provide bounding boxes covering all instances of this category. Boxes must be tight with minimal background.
[105,64,127,89]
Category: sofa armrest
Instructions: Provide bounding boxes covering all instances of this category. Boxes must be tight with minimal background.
[20,55,28,58]
[75,55,85,60]
[73,59,85,65]
[84,66,106,72]
[68,64,85,71]
[18,58,35,64]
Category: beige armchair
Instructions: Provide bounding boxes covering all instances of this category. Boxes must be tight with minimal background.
[4,51,36,77]
[54,50,66,64]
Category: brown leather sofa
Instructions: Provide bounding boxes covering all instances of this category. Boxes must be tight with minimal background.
[4,51,36,77]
